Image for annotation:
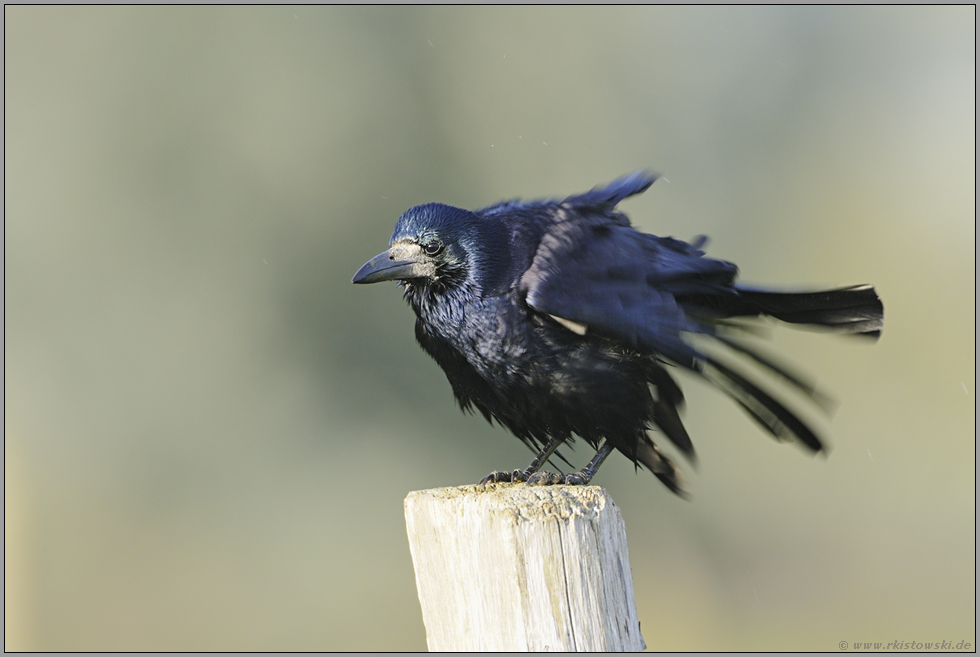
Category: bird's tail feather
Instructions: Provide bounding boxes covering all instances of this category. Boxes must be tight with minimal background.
[730,284,884,338]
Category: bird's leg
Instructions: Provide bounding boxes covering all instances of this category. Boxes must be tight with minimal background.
[479,435,565,485]
[526,440,615,486]
[519,435,565,480]
[560,441,614,485]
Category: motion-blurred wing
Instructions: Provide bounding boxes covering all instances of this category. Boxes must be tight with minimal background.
[519,206,734,370]
[561,170,658,212]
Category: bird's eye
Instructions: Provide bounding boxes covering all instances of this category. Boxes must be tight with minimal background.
[423,241,444,256]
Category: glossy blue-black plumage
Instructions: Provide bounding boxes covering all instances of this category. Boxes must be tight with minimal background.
[353,172,884,494]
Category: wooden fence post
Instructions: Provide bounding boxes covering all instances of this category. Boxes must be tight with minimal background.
[404,484,646,651]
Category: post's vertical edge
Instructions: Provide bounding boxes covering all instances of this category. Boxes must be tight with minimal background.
[600,495,647,651]
[404,485,646,652]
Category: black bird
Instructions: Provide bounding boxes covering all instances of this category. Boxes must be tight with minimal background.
[352,172,883,495]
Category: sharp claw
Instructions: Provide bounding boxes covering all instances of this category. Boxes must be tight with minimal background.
[526,471,564,485]
[479,471,512,485]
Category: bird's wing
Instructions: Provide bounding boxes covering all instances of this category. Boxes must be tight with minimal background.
[519,218,829,453]
[520,174,831,455]
[519,205,734,370]
[561,170,658,213]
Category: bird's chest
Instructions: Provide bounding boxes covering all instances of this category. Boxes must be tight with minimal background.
[414,293,536,382]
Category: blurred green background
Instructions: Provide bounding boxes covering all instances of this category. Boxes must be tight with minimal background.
[5,6,975,651]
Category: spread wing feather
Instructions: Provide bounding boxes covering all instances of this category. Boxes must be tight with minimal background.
[519,209,736,370]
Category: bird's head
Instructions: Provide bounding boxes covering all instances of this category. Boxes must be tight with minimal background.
[352,203,509,297]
